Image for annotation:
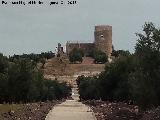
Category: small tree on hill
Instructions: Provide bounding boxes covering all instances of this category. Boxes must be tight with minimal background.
[93,49,108,64]
[69,48,84,63]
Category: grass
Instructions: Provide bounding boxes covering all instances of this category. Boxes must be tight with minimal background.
[0,104,23,119]
[0,104,21,113]
[44,57,74,76]
[44,57,105,76]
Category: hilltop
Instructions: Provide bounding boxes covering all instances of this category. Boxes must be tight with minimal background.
[43,56,105,84]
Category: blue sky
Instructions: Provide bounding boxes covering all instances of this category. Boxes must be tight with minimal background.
[0,0,160,55]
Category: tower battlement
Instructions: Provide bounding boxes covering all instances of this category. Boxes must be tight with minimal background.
[95,25,112,32]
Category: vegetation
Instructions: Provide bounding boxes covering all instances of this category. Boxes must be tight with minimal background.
[130,22,160,109]
[0,54,71,103]
[111,49,130,57]
[69,47,107,64]
[93,49,108,64]
[77,54,134,101]
[69,48,84,63]
[77,76,99,100]
[9,51,55,63]
[88,49,108,63]
[77,22,160,110]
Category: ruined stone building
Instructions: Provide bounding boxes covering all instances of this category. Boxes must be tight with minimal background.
[66,25,112,57]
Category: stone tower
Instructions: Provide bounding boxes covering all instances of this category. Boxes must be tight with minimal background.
[94,25,112,57]
[57,43,64,56]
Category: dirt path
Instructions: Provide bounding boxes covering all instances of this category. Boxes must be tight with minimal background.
[45,81,97,120]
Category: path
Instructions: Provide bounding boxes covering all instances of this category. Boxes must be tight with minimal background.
[45,81,97,120]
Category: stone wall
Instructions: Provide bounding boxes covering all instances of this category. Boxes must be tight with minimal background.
[66,42,94,56]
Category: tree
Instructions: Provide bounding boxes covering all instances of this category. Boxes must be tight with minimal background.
[69,48,83,63]
[129,22,160,109]
[111,50,130,57]
[93,49,108,64]
[0,53,8,73]
[98,54,134,101]
[77,76,100,100]
[0,54,9,102]
[9,51,55,63]
[0,52,71,103]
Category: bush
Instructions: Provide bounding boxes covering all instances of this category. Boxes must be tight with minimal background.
[77,76,99,100]
[77,54,134,101]
[69,48,84,63]
[42,79,71,101]
[99,55,135,101]
[0,55,71,103]
[92,49,108,64]
[111,50,130,57]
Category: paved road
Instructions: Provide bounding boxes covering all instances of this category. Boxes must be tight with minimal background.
[45,82,97,120]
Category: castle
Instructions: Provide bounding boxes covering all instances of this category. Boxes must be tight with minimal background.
[66,25,112,57]
[57,25,112,58]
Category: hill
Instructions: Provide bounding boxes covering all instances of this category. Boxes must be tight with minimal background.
[43,57,105,84]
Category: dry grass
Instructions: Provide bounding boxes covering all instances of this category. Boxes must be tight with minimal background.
[0,101,61,120]
[43,57,74,76]
[0,104,22,113]
[43,57,105,77]
[0,104,23,119]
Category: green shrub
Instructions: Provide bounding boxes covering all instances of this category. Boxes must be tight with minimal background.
[77,55,134,101]
[77,76,99,100]
[111,50,130,57]
[69,48,84,63]
[93,49,108,64]
[0,55,71,103]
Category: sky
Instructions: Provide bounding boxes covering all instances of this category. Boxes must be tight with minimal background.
[0,0,160,56]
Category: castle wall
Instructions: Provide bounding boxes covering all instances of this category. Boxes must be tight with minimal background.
[66,42,94,56]
[94,25,112,56]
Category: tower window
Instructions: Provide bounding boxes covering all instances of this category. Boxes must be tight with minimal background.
[100,35,104,38]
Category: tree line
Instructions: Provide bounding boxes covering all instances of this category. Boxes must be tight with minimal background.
[0,54,71,103]
[9,51,55,63]
[77,22,160,110]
